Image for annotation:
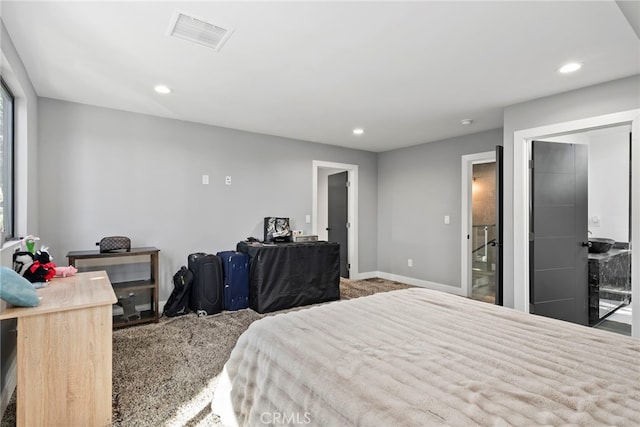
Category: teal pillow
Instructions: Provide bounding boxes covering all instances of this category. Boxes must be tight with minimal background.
[0,266,40,307]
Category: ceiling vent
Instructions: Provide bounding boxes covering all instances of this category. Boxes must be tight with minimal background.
[168,10,233,51]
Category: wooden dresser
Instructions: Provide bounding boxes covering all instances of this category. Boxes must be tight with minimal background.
[0,271,116,427]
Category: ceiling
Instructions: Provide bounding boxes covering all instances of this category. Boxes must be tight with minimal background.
[1,1,639,152]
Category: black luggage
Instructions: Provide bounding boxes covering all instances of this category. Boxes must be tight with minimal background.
[188,252,223,316]
[163,266,193,317]
[216,251,250,311]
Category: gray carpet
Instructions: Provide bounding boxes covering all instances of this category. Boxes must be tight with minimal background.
[0,277,411,427]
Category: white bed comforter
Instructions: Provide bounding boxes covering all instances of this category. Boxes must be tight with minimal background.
[212,288,640,426]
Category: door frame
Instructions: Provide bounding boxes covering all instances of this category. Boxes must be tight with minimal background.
[513,109,640,337]
[312,160,359,278]
[461,151,496,298]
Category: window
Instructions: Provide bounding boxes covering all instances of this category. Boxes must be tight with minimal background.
[0,79,14,240]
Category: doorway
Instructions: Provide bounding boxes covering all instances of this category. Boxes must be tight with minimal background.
[531,127,631,331]
[328,171,349,278]
[461,150,503,303]
[513,109,639,338]
[471,162,497,303]
[312,161,358,279]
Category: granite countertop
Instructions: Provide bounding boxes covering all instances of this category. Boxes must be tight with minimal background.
[588,247,630,261]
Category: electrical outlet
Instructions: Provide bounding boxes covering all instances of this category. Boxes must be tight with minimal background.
[202,175,209,185]
[225,176,232,186]
[444,215,450,225]
[408,259,413,267]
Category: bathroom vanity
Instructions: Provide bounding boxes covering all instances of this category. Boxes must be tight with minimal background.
[588,247,631,326]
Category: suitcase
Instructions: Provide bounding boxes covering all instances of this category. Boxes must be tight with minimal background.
[187,252,223,316]
[216,251,250,311]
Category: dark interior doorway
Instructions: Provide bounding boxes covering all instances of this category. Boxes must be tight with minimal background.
[328,171,349,278]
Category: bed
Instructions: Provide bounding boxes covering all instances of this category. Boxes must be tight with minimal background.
[212,288,640,426]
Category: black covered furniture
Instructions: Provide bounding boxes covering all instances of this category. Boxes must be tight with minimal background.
[237,241,340,313]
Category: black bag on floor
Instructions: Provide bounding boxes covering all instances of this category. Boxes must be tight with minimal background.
[188,253,224,316]
[163,266,193,317]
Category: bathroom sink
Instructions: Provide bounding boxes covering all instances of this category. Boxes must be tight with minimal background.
[589,238,615,254]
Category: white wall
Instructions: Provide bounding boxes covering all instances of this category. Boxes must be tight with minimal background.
[1,22,38,237]
[37,99,378,301]
[588,127,630,242]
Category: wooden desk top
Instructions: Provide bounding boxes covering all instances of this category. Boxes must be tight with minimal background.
[67,247,159,259]
[0,271,117,320]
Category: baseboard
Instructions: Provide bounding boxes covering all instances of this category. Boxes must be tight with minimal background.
[0,350,17,419]
[111,301,167,319]
[349,271,379,280]
[372,271,466,296]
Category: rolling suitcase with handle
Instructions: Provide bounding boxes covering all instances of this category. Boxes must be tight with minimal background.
[216,251,250,311]
[187,252,223,316]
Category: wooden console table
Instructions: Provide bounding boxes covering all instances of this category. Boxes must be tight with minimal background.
[0,271,116,427]
[68,247,160,327]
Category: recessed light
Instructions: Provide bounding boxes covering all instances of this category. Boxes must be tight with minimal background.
[353,128,364,135]
[558,62,582,74]
[154,85,172,94]
[461,119,473,126]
